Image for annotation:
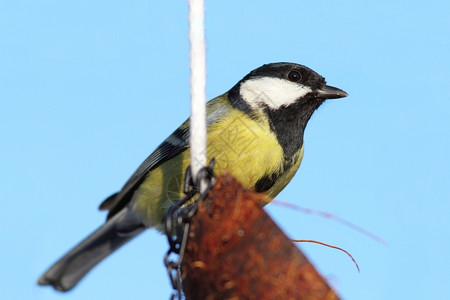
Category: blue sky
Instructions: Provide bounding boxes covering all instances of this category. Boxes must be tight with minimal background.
[1,1,449,299]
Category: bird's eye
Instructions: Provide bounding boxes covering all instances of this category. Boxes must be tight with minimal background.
[288,70,302,82]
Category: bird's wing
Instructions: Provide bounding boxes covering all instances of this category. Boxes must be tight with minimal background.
[100,95,231,219]
[99,123,190,218]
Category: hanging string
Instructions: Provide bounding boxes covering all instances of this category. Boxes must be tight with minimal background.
[164,4,208,298]
[188,0,207,190]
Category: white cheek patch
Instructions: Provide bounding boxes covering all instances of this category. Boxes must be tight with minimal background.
[239,77,312,109]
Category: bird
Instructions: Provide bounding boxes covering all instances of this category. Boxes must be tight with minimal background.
[38,62,348,291]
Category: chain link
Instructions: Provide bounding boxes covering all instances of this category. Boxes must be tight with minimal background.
[163,159,216,300]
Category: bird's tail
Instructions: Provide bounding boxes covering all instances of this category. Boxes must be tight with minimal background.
[38,208,145,292]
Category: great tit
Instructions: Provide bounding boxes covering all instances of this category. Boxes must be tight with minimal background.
[38,62,347,291]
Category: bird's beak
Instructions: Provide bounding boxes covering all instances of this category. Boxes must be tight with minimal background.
[316,85,348,99]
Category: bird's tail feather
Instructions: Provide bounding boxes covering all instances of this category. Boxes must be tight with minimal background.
[37,208,145,292]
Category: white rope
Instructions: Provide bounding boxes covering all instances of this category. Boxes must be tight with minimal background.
[188,0,207,187]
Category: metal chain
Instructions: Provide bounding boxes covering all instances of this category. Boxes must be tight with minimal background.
[163,159,216,300]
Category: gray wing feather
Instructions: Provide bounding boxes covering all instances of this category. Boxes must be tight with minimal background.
[101,125,190,218]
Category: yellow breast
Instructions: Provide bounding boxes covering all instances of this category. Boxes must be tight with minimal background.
[131,104,303,228]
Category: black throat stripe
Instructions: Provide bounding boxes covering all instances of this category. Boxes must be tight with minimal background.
[266,97,324,161]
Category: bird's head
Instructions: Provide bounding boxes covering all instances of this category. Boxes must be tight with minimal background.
[229,62,347,112]
[227,62,348,159]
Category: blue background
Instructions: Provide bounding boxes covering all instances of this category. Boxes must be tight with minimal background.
[1,1,449,299]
